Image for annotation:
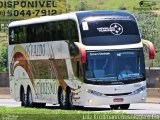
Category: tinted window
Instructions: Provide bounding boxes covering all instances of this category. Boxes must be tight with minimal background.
[85,49,145,84]
[68,20,79,42]
[9,20,79,45]
[80,18,140,46]
[9,27,19,44]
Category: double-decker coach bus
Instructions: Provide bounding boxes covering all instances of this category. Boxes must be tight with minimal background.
[8,10,155,109]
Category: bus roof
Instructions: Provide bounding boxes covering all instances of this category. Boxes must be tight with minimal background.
[8,13,74,27]
[9,10,136,27]
[76,10,136,23]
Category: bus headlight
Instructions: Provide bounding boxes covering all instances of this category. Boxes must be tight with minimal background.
[131,86,146,95]
[86,89,104,96]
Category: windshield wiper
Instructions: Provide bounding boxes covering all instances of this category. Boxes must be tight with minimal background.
[104,74,114,77]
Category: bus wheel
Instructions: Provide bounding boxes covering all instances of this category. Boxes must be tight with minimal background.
[20,88,26,106]
[33,103,46,108]
[58,89,66,109]
[66,89,74,110]
[119,104,130,110]
[26,87,33,107]
[110,105,119,110]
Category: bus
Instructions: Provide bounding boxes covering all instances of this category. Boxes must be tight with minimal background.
[8,10,155,109]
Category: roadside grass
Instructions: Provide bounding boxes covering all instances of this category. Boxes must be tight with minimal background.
[0,106,159,120]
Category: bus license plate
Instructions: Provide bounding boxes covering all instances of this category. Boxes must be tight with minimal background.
[113,98,124,102]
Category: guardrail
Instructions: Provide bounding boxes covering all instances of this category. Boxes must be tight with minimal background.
[147,88,160,97]
[0,87,10,95]
[0,72,9,87]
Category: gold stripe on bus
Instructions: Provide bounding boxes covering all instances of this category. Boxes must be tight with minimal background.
[51,60,67,92]
[12,45,36,91]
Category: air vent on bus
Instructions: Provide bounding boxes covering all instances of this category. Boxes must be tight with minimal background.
[104,92,132,96]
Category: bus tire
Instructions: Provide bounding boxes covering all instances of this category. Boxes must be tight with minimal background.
[33,103,46,108]
[58,88,66,109]
[66,88,74,110]
[75,106,84,110]
[110,105,119,110]
[20,86,26,107]
[26,87,33,107]
[119,104,130,110]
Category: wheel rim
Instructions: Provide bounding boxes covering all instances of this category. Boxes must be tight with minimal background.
[69,91,73,106]
[28,89,33,106]
[60,91,65,106]
[22,91,25,104]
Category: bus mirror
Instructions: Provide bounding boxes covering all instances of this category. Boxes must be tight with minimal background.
[142,39,155,59]
[80,47,86,64]
[69,42,79,56]
[74,42,86,64]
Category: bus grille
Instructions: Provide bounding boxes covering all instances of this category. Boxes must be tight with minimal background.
[104,92,132,96]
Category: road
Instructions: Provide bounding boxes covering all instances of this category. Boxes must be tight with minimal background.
[0,98,21,107]
[0,99,160,115]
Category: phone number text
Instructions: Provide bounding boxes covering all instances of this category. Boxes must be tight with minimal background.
[0,9,57,17]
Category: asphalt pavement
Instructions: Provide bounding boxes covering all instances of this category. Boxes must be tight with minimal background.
[0,99,160,115]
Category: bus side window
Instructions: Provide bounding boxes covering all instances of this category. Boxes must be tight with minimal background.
[68,20,79,42]
[9,27,19,44]
[67,20,79,56]
[27,24,38,43]
[14,27,19,44]
[9,28,14,45]
[48,21,61,41]
[26,25,32,43]
[18,26,27,43]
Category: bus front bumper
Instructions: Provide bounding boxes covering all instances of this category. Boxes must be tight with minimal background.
[76,90,146,107]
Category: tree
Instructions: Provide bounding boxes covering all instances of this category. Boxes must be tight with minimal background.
[134,12,160,67]
[74,1,88,11]
[0,41,7,72]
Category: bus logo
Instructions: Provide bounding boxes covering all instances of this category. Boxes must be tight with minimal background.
[97,23,123,35]
[110,23,123,35]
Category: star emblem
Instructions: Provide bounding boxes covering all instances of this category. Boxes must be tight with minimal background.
[110,23,123,35]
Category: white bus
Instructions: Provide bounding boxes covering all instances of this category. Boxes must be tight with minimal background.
[8,10,155,109]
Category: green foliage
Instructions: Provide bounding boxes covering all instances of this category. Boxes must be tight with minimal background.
[74,1,88,11]
[70,0,160,11]
[134,12,160,67]
[0,40,7,72]
[70,0,138,11]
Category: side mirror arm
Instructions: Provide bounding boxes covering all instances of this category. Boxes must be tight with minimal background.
[142,39,155,60]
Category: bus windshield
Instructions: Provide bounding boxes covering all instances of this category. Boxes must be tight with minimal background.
[85,49,145,84]
[80,18,140,46]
